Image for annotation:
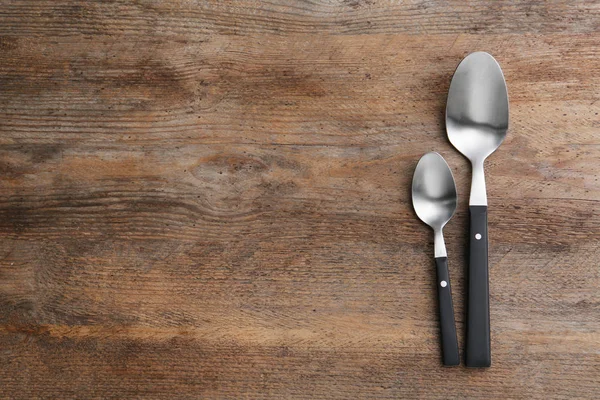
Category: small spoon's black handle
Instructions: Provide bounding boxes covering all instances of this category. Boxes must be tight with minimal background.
[435,256,460,366]
[466,205,491,367]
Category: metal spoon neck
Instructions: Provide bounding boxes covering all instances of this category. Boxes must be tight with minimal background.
[469,160,487,206]
[433,228,447,258]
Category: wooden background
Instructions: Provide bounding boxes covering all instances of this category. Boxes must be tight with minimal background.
[1,1,599,398]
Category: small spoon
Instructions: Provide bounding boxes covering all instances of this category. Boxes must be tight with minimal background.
[446,52,509,368]
[412,152,460,366]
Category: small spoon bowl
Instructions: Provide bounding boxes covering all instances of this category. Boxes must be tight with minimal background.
[412,152,457,231]
[412,152,457,257]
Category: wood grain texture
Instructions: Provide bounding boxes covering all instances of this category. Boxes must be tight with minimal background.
[1,1,599,398]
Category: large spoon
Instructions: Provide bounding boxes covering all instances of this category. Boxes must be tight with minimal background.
[412,152,460,366]
[446,52,509,368]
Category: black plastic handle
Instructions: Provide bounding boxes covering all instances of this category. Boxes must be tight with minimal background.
[435,256,460,366]
[466,205,491,367]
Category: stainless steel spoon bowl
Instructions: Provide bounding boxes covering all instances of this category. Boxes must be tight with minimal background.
[446,51,509,368]
[412,152,457,256]
[446,51,509,206]
[412,152,460,366]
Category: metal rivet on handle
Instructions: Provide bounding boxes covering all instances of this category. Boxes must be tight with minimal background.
[475,233,482,240]
[440,281,447,288]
